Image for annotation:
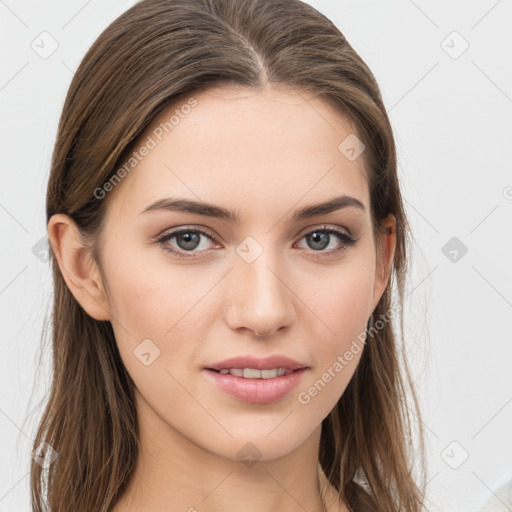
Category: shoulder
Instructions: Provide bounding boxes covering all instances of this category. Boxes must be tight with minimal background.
[479,479,512,512]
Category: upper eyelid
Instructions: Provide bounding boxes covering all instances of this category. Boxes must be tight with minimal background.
[156,225,217,241]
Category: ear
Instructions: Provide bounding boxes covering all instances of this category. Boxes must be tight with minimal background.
[47,214,111,321]
[372,213,396,309]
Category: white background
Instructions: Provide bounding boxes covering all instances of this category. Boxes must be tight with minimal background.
[1,1,511,510]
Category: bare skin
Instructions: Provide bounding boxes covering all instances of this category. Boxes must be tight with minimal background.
[48,85,395,512]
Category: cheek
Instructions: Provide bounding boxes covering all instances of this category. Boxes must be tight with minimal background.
[103,244,219,373]
[310,259,375,343]
[107,269,170,336]
[103,239,192,335]
[297,258,374,408]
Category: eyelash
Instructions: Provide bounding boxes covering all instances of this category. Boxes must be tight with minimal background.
[154,225,357,260]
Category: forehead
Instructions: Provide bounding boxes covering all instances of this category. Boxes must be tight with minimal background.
[106,86,370,222]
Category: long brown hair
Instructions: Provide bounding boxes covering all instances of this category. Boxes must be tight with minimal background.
[32,0,426,510]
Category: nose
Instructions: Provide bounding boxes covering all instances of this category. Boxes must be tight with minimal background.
[225,250,296,338]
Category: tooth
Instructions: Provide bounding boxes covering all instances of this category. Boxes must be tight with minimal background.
[243,368,262,379]
[220,367,293,378]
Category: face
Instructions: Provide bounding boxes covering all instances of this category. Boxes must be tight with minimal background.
[65,86,394,462]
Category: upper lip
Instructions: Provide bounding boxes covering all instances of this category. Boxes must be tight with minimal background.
[206,355,307,371]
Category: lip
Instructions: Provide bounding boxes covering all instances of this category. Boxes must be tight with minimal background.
[203,367,308,404]
[205,355,306,371]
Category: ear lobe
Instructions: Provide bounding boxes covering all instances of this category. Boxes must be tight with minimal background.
[372,214,396,309]
[47,214,111,321]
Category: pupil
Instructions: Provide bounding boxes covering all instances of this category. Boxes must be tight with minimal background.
[309,232,329,250]
[178,232,200,250]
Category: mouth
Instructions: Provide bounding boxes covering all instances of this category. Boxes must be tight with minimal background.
[207,367,297,378]
[203,366,308,404]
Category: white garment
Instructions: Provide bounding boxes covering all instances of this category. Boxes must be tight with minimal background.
[479,480,512,512]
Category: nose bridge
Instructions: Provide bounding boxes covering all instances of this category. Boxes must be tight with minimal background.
[226,238,295,336]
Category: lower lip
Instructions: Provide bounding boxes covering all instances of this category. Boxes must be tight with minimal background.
[203,368,308,404]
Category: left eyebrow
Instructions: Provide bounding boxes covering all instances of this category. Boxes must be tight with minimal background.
[291,195,366,221]
[139,194,366,222]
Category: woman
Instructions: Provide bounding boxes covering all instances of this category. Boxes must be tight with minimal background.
[32,0,426,510]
